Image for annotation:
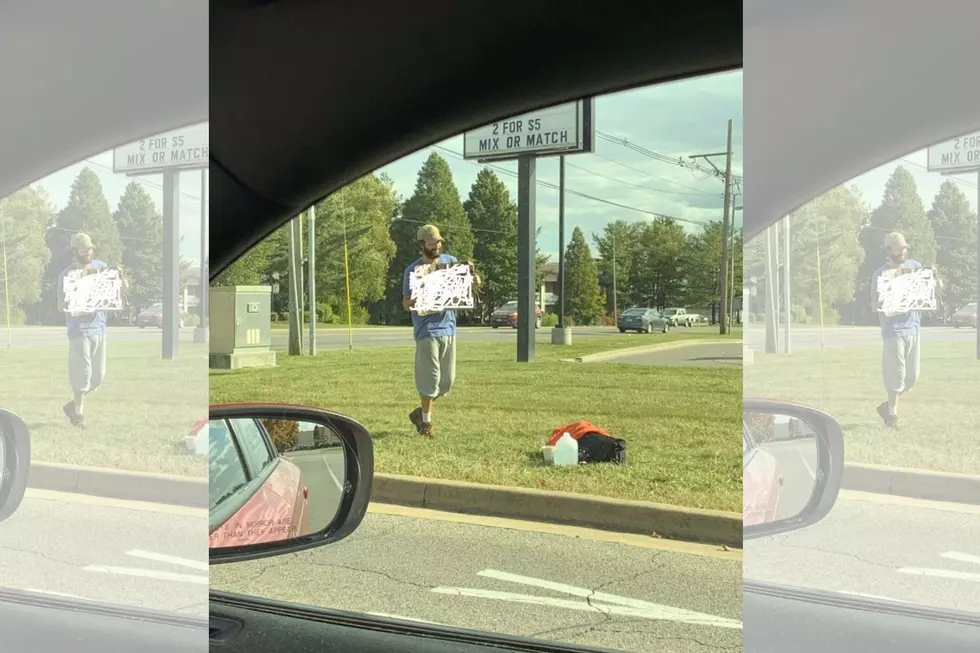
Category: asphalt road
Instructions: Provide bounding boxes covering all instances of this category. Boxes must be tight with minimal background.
[210,506,743,653]
[744,490,980,615]
[0,489,207,616]
[283,448,346,532]
[1,325,198,349]
[601,341,743,368]
[270,324,723,351]
[744,324,976,351]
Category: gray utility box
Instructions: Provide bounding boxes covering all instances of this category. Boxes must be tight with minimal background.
[209,285,277,369]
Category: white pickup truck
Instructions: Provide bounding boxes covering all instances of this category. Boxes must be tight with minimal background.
[662,308,703,327]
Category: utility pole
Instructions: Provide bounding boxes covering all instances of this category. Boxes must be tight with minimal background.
[194,170,209,343]
[308,205,317,356]
[551,155,572,345]
[287,216,303,355]
[0,199,10,348]
[611,230,618,320]
[690,119,735,335]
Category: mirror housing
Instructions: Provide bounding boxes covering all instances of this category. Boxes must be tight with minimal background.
[743,398,845,540]
[208,404,374,565]
[0,408,31,523]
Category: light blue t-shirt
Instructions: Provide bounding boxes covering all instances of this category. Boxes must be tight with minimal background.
[403,254,458,341]
[58,260,108,339]
[870,258,922,339]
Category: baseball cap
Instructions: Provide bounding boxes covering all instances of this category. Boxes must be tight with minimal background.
[883,232,908,250]
[417,224,444,243]
[70,232,94,250]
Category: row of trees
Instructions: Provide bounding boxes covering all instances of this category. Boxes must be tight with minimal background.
[745,166,977,325]
[0,168,186,325]
[215,152,741,326]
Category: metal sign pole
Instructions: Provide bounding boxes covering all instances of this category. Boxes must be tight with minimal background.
[161,170,180,359]
[517,154,537,363]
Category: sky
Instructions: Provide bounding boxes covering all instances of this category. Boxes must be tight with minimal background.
[23,72,747,267]
[376,70,744,263]
[27,142,208,266]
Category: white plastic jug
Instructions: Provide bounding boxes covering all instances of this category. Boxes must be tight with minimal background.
[552,433,579,466]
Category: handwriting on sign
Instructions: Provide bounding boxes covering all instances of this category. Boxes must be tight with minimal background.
[877,268,937,315]
[410,263,474,315]
[63,269,123,313]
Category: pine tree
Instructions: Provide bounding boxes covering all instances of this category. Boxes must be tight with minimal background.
[465,168,517,320]
[0,187,53,322]
[382,152,472,324]
[929,179,977,313]
[114,182,163,311]
[563,227,603,325]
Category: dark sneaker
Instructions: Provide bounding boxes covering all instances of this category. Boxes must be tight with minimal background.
[408,407,424,433]
[62,402,85,428]
[876,401,891,426]
[419,422,435,438]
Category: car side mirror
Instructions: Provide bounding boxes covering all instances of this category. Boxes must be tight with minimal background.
[208,404,374,565]
[0,408,31,523]
[743,398,845,539]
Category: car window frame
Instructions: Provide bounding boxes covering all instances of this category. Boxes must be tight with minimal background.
[208,418,251,512]
[208,418,285,535]
[228,418,277,478]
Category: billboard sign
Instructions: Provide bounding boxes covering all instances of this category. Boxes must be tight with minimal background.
[463,99,594,162]
[113,122,209,175]
[927,131,980,174]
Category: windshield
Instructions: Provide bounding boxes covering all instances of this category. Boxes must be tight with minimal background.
[743,133,980,616]
[208,71,744,652]
[0,126,209,616]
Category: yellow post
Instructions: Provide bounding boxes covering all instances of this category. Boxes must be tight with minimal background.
[816,236,825,349]
[0,203,11,349]
[343,224,353,351]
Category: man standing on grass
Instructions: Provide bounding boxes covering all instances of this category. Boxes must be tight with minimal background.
[869,231,941,428]
[56,232,119,428]
[402,224,479,437]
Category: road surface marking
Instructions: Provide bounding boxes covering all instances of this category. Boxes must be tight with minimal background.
[366,504,740,560]
[940,551,980,566]
[897,568,980,582]
[24,488,207,518]
[431,569,740,629]
[83,565,208,584]
[23,588,88,600]
[322,455,343,491]
[897,550,980,582]
[838,590,911,603]
[126,549,208,571]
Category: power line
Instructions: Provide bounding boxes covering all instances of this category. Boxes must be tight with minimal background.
[898,157,978,189]
[595,129,743,183]
[433,146,719,229]
[589,153,718,195]
[563,160,722,198]
[81,158,204,202]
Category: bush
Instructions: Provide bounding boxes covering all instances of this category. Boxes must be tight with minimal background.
[185,314,200,327]
[262,419,299,453]
[541,312,558,327]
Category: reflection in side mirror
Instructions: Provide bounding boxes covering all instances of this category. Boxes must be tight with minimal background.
[743,399,845,540]
[208,404,374,565]
[0,408,31,523]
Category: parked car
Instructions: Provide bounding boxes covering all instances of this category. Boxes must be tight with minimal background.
[742,421,783,526]
[136,302,186,328]
[490,301,543,329]
[951,302,977,329]
[207,416,310,549]
[617,307,671,334]
[662,307,701,327]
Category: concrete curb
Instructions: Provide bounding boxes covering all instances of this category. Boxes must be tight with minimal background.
[28,462,207,508]
[371,473,742,547]
[564,338,735,364]
[842,462,980,505]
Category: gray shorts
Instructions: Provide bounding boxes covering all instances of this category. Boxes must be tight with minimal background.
[882,334,919,394]
[69,334,107,393]
[414,335,456,399]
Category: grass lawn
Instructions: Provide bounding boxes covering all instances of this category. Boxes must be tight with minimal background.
[744,340,980,475]
[210,332,742,512]
[0,342,208,476]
